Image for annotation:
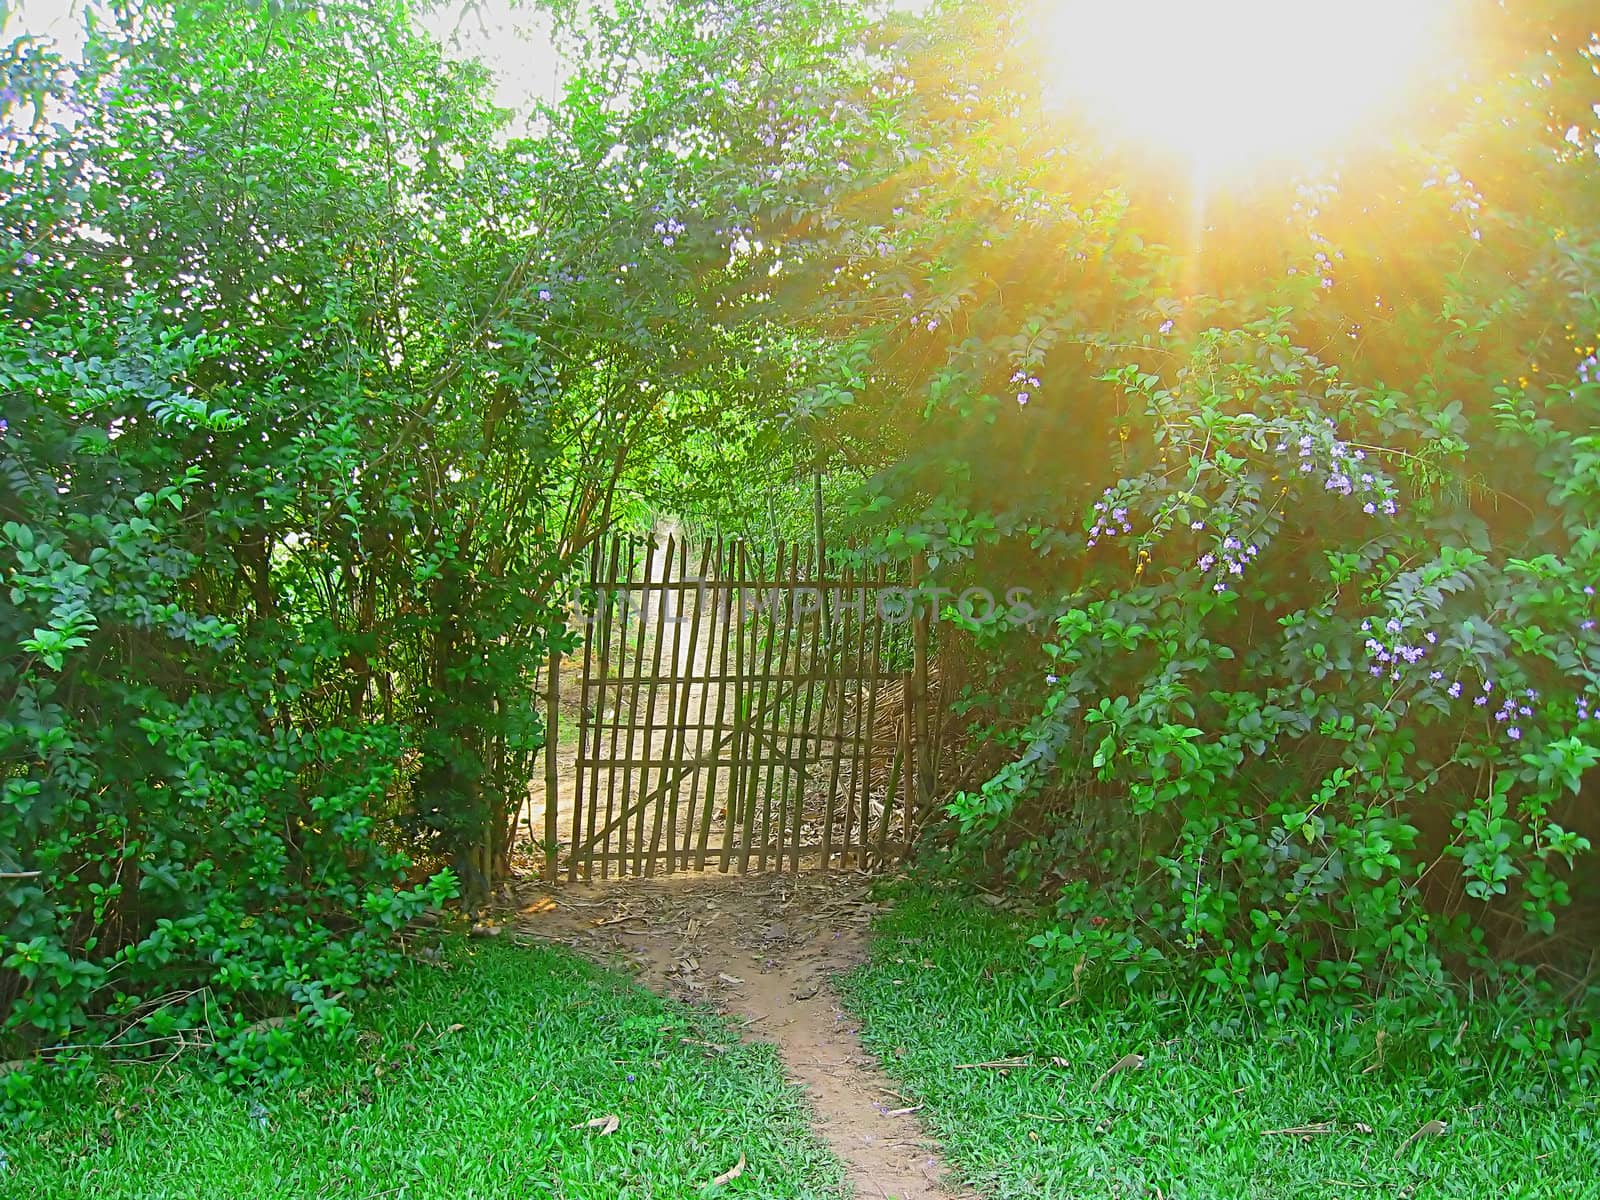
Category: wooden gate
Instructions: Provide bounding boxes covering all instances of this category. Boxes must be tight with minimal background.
[537,533,934,879]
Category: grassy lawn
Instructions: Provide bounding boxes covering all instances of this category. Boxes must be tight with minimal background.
[839,888,1598,1200]
[6,938,843,1200]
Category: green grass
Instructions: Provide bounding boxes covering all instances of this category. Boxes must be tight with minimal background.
[839,888,1599,1200]
[6,938,844,1200]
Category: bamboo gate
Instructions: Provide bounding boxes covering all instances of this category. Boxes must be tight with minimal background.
[535,534,938,880]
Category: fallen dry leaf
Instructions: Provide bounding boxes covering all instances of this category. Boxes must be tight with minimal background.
[717,973,745,985]
[1395,1118,1447,1157]
[706,1153,746,1188]
[1091,1052,1146,1093]
[520,897,557,915]
[575,1113,620,1136]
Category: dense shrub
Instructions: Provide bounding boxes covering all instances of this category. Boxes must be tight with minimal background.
[763,1,1600,1069]
[1,0,879,1094]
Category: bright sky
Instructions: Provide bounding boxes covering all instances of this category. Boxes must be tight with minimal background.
[3,0,567,113]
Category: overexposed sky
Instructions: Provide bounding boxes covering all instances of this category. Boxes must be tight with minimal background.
[3,0,567,112]
[3,0,89,57]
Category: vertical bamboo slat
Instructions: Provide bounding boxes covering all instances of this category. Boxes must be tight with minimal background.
[615,537,656,875]
[760,542,799,871]
[697,537,732,870]
[859,566,887,869]
[790,546,827,871]
[745,542,785,873]
[581,536,620,880]
[633,535,671,877]
[681,537,716,868]
[820,563,853,870]
[543,645,560,883]
[910,551,932,845]
[718,542,749,872]
[598,537,634,879]
[655,535,702,875]
[568,542,596,882]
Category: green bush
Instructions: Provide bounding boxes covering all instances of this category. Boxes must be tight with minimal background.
[2,0,878,1093]
[763,0,1600,1069]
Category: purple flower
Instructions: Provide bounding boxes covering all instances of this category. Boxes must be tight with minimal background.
[1447,682,1462,698]
[1507,727,1521,741]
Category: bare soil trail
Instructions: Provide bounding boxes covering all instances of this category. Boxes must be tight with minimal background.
[498,871,973,1200]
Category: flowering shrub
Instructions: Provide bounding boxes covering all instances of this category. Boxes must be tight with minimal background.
[758,0,1600,1073]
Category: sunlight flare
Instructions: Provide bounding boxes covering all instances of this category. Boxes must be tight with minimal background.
[1034,0,1455,181]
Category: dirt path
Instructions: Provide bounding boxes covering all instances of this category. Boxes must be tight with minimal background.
[499,871,971,1200]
